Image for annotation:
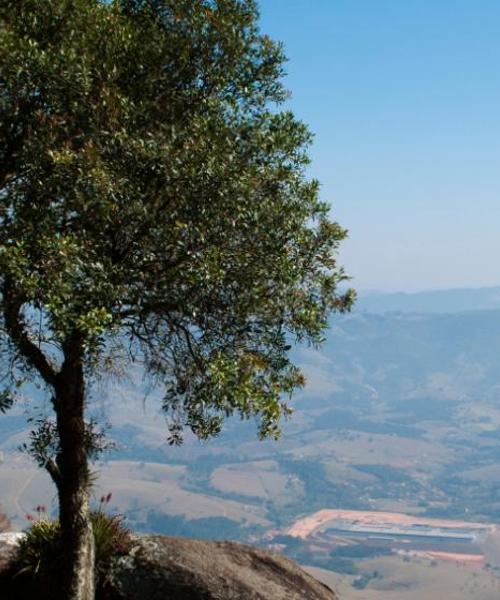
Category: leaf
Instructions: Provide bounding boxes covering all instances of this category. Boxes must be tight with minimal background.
[0,390,14,414]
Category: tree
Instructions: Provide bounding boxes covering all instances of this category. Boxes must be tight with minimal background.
[0,1,353,598]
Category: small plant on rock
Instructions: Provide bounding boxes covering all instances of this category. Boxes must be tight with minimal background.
[91,493,132,583]
[16,507,61,580]
[13,497,131,596]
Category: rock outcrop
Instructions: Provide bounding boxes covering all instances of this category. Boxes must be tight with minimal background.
[0,533,338,600]
[0,510,10,533]
[107,535,337,600]
[0,532,23,574]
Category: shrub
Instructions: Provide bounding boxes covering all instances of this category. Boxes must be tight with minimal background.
[15,518,61,579]
[14,503,131,591]
[91,509,131,578]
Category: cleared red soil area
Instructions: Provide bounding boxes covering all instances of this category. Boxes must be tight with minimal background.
[286,509,496,539]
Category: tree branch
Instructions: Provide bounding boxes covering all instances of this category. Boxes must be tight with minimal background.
[0,95,39,189]
[2,279,58,388]
[45,457,61,487]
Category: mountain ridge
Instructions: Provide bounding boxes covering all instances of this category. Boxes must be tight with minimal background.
[355,286,500,314]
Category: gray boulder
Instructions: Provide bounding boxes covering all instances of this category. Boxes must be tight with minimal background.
[0,533,338,599]
[107,535,338,600]
[0,533,24,573]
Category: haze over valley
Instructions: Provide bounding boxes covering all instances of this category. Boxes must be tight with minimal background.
[3,287,500,598]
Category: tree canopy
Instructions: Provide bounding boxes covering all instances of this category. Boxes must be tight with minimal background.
[1,0,352,439]
[0,1,353,597]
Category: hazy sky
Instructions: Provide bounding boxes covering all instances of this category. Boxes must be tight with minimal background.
[258,1,500,292]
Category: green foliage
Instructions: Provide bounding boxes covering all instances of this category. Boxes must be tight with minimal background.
[273,535,360,575]
[0,0,353,442]
[15,509,131,584]
[19,419,59,470]
[15,518,61,578]
[90,509,132,575]
[143,511,257,542]
[0,389,13,413]
[20,417,115,470]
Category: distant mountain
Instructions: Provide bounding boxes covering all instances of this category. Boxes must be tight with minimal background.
[3,297,500,548]
[355,286,500,314]
[4,290,500,600]
[300,309,500,413]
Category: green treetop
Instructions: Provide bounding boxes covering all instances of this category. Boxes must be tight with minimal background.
[0,1,353,598]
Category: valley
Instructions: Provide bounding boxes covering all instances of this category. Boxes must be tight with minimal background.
[3,292,500,598]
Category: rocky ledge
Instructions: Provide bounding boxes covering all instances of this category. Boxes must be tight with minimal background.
[1,533,337,600]
[0,532,23,572]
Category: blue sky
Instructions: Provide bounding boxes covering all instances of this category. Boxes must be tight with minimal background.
[258,1,500,292]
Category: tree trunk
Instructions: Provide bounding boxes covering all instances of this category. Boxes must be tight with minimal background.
[57,483,95,600]
[54,340,95,600]
[2,286,95,598]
